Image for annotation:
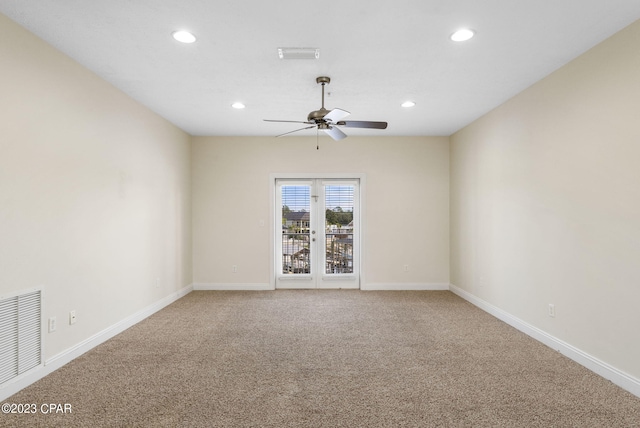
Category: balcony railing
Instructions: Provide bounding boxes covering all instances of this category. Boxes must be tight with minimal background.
[280,231,353,275]
[325,233,353,274]
[282,232,310,274]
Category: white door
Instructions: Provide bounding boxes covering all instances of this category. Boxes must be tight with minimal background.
[275,178,360,289]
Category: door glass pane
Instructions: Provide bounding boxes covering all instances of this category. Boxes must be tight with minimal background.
[281,185,311,274]
[324,185,354,274]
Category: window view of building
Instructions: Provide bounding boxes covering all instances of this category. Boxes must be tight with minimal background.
[281,184,355,275]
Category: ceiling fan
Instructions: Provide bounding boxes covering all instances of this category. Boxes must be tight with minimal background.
[264,76,388,141]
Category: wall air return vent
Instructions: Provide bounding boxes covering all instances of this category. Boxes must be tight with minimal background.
[0,289,42,386]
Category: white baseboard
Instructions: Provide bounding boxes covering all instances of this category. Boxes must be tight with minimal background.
[193,283,273,291]
[362,282,450,291]
[0,284,193,402]
[194,283,449,291]
[449,283,640,399]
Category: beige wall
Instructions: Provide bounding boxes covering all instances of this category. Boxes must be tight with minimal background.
[450,20,640,379]
[0,14,192,359]
[192,136,450,289]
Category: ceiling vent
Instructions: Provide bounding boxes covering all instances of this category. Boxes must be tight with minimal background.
[278,47,320,60]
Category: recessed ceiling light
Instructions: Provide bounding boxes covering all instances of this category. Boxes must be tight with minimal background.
[172,30,196,43]
[231,102,246,109]
[401,101,416,108]
[450,28,475,42]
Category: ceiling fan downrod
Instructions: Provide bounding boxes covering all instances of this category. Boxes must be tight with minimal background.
[317,76,330,110]
[308,76,331,123]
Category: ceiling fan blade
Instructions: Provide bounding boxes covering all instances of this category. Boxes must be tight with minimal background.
[275,125,317,138]
[323,125,347,141]
[323,108,350,123]
[336,120,388,129]
[264,119,312,124]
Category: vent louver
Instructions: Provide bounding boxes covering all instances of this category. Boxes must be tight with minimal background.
[0,290,42,385]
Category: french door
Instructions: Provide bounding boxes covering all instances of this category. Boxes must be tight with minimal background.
[275,178,360,289]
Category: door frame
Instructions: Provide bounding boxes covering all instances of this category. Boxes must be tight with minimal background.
[269,173,366,290]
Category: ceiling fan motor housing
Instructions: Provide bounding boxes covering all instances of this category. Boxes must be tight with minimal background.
[308,108,329,123]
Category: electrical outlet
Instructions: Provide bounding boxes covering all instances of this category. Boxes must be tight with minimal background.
[548,304,556,318]
[403,264,409,272]
[232,265,238,273]
[156,277,161,289]
[48,317,57,333]
[69,310,76,325]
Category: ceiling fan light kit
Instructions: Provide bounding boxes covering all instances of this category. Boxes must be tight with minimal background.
[277,47,320,60]
[264,76,388,142]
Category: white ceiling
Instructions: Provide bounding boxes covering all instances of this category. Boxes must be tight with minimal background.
[2,1,640,137]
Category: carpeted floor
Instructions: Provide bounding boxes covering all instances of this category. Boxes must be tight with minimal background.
[2,290,639,427]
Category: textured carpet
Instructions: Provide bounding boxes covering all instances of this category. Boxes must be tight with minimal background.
[2,290,639,427]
